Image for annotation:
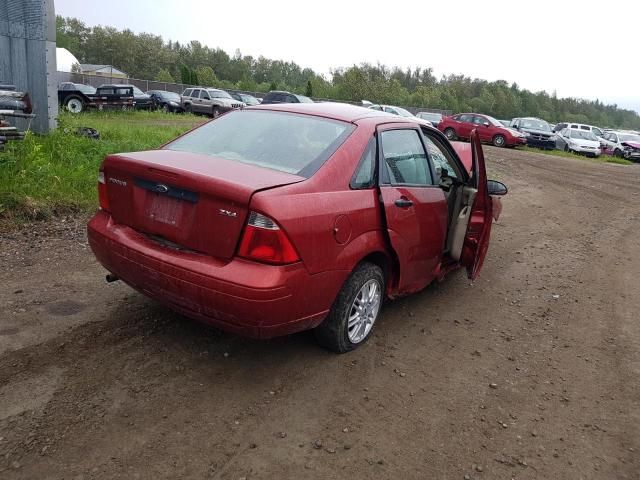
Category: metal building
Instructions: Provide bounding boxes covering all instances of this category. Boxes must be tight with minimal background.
[0,0,58,133]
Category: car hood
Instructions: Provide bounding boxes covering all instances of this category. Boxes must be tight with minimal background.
[135,94,152,100]
[622,141,640,149]
[521,128,553,136]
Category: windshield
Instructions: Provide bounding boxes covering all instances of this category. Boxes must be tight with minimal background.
[165,111,354,177]
[132,86,145,95]
[394,107,415,118]
[240,94,259,105]
[569,130,597,141]
[419,112,442,122]
[619,133,640,142]
[76,84,96,94]
[209,90,232,99]
[160,91,181,102]
[521,118,551,131]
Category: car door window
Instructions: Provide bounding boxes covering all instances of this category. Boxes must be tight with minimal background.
[459,114,473,123]
[380,129,432,186]
[472,116,487,125]
[183,89,192,97]
[200,90,210,100]
[610,134,618,143]
[350,138,376,189]
[422,134,459,180]
[191,89,200,98]
[384,107,397,114]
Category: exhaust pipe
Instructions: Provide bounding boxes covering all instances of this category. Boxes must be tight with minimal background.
[105,273,120,283]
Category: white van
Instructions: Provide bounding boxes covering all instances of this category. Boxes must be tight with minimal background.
[553,122,605,138]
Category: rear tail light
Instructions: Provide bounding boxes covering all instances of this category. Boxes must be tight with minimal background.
[98,170,110,211]
[238,212,300,265]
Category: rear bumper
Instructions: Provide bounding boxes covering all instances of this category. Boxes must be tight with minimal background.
[87,211,348,339]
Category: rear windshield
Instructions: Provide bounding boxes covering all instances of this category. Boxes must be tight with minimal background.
[165,110,354,177]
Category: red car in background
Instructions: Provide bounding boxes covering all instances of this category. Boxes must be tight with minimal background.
[88,103,507,353]
[439,113,527,148]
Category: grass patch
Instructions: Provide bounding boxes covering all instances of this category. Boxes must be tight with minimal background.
[0,111,205,220]
[520,146,634,165]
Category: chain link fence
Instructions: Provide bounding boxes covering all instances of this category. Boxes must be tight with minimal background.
[56,72,451,116]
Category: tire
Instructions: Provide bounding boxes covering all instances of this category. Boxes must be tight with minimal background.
[564,144,570,153]
[212,106,220,118]
[162,103,170,113]
[65,96,84,114]
[614,148,623,158]
[314,262,385,353]
[444,128,457,141]
[184,103,192,113]
[492,134,506,148]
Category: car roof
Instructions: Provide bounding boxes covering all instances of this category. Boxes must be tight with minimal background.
[246,102,405,123]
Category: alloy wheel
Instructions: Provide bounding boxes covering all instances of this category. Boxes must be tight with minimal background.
[347,279,381,344]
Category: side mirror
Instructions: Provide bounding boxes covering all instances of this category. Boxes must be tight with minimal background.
[513,125,519,130]
[483,121,490,127]
[487,180,508,196]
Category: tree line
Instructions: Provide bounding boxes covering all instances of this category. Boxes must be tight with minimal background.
[56,16,640,129]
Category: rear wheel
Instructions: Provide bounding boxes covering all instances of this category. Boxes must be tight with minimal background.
[65,96,84,114]
[492,134,506,147]
[444,128,457,141]
[314,262,385,353]
[614,148,623,158]
[184,103,192,114]
[212,106,220,118]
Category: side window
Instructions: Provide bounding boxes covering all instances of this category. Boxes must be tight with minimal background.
[350,138,376,189]
[183,89,192,97]
[593,127,603,137]
[380,129,432,186]
[472,116,486,125]
[288,95,299,103]
[384,107,397,114]
[423,134,459,180]
[570,124,578,129]
[191,89,200,98]
[200,90,210,100]
[610,134,618,143]
[459,114,473,123]
[580,125,590,130]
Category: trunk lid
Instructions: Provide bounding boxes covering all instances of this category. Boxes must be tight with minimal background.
[103,150,305,259]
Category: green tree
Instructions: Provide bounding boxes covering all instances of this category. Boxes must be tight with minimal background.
[196,66,218,87]
[305,79,313,97]
[155,68,175,83]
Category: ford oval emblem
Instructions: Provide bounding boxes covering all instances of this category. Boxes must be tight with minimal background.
[155,184,169,193]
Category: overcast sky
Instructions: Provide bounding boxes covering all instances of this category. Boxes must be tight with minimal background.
[56,0,640,112]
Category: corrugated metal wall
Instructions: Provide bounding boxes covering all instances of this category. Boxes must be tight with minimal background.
[0,0,57,133]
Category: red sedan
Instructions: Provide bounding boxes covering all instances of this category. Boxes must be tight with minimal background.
[88,103,507,352]
[438,113,527,148]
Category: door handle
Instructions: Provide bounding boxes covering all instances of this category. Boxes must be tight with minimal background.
[394,198,413,208]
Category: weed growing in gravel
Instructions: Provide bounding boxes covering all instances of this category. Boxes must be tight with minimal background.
[0,111,204,219]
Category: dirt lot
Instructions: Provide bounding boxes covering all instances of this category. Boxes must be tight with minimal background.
[1,148,639,479]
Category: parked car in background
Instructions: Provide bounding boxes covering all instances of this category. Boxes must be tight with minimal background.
[229,92,261,106]
[553,122,605,139]
[510,117,557,150]
[498,119,511,127]
[556,128,601,157]
[181,87,245,117]
[147,90,183,113]
[87,103,506,353]
[377,105,433,127]
[416,112,443,127]
[99,84,154,110]
[600,131,640,160]
[438,113,527,147]
[261,90,314,104]
[58,82,134,113]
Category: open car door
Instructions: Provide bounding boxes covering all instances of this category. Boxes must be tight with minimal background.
[459,129,493,280]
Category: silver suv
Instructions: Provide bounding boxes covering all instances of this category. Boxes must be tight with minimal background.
[181,87,244,117]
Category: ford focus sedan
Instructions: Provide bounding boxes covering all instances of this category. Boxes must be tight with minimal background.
[88,103,507,352]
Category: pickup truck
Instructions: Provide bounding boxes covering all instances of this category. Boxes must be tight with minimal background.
[58,82,134,113]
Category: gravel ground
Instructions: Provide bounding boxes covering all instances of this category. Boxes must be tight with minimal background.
[0,148,639,479]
